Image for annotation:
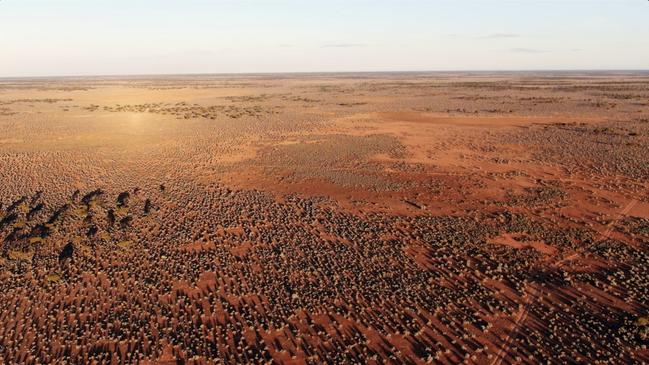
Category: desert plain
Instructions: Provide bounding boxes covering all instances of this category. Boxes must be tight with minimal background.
[0,72,648,364]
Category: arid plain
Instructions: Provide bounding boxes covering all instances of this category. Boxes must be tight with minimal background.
[0,73,648,364]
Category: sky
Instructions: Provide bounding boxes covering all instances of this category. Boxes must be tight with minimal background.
[0,0,647,77]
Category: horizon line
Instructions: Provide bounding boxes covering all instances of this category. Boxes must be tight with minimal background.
[2,69,649,81]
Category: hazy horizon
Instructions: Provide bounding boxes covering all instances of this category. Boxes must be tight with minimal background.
[1,0,648,77]
[3,69,649,81]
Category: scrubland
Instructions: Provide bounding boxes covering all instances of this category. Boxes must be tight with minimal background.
[0,72,648,364]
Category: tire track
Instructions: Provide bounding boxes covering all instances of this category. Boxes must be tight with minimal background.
[490,198,638,365]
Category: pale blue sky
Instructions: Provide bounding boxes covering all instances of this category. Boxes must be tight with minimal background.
[1,0,647,77]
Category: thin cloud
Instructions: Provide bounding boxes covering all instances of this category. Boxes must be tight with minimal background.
[322,43,368,48]
[479,33,519,39]
[509,47,548,53]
